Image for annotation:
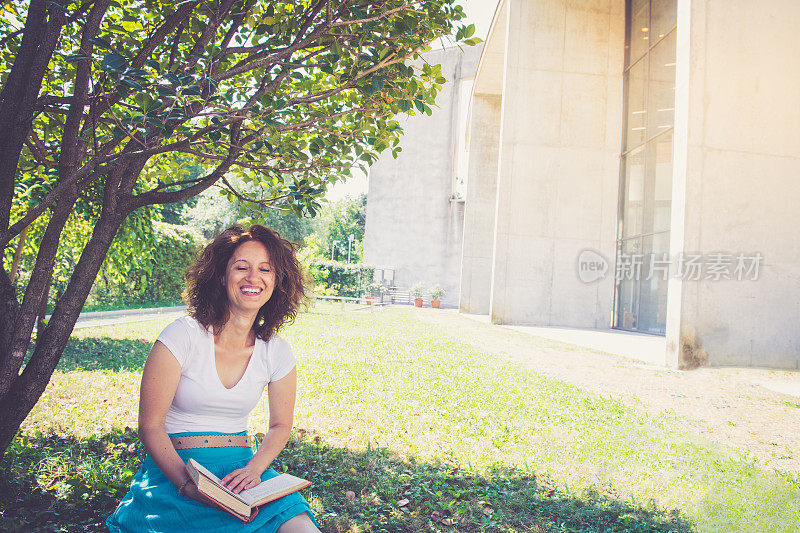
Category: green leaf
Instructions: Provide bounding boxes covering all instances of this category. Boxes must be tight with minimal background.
[164,72,181,86]
[89,36,113,50]
[101,53,127,72]
[119,78,142,90]
[120,20,138,32]
[64,54,91,63]
[145,99,163,114]
[133,93,153,110]
[156,84,176,96]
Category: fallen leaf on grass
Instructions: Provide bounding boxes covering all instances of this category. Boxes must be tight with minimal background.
[441,518,457,525]
[345,491,355,501]
[396,498,409,507]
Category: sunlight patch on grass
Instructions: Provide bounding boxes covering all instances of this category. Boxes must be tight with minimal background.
[9,303,800,532]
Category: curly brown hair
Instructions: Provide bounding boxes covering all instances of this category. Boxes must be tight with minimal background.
[183,224,308,341]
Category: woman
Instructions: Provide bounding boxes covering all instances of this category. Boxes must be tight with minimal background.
[107,225,320,532]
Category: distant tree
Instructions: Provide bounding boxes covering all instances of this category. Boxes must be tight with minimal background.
[0,0,479,456]
[319,193,367,262]
[184,176,316,243]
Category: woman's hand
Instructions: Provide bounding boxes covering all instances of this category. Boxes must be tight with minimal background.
[221,465,263,494]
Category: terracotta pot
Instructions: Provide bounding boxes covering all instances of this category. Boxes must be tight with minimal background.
[431,300,441,309]
[414,298,423,307]
[365,296,375,305]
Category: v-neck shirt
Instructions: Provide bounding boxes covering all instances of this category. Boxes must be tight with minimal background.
[157,316,296,434]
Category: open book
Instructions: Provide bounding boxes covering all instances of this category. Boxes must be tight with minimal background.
[185,458,311,522]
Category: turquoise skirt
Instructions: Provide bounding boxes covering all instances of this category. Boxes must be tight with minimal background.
[107,432,317,532]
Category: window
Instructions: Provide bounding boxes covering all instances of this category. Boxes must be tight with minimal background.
[615,0,677,335]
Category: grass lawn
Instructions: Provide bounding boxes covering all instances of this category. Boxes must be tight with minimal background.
[1,302,798,532]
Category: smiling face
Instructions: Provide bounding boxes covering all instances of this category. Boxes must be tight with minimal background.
[223,240,276,316]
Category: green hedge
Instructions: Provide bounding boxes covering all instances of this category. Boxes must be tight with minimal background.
[141,223,204,302]
[86,222,203,309]
[308,260,375,297]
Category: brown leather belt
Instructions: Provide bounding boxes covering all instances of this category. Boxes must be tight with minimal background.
[170,434,255,450]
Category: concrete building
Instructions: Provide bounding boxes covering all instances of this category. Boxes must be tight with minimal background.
[460,0,800,369]
[364,45,482,307]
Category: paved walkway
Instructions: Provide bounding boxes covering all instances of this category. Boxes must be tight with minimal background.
[419,309,800,474]
[58,306,186,330]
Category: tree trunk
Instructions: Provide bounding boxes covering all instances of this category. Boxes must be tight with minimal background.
[0,192,76,398]
[0,210,125,454]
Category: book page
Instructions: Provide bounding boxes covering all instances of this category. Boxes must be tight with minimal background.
[239,474,309,506]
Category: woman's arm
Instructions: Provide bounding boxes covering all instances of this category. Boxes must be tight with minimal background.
[221,367,297,493]
[137,341,197,496]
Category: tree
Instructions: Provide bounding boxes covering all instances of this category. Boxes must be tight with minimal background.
[0,0,479,456]
[318,193,367,261]
[183,176,317,242]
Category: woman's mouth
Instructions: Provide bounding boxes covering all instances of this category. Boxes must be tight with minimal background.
[240,286,263,295]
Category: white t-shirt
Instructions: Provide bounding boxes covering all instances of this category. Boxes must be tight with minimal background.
[156,316,296,434]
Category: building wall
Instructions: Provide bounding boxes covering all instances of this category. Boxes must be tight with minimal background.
[459,0,800,369]
[364,46,482,306]
[459,1,508,315]
[666,0,800,368]
[459,93,502,315]
[480,0,625,327]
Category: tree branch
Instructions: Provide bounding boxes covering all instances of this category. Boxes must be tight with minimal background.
[126,150,238,209]
[0,160,99,248]
[0,0,67,233]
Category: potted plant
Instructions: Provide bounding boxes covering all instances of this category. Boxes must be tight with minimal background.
[409,282,425,307]
[364,282,387,305]
[429,284,445,308]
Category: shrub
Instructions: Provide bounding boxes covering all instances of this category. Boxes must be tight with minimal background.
[429,284,445,300]
[85,222,203,309]
[307,260,375,297]
[141,222,204,302]
[409,282,425,299]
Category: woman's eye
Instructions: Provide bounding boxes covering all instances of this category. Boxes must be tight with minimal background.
[260,268,271,273]
[237,267,247,271]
